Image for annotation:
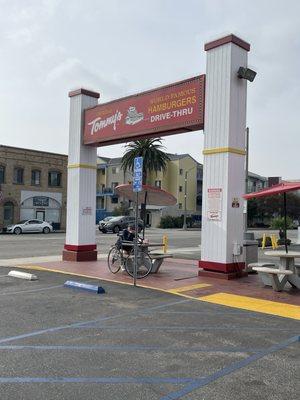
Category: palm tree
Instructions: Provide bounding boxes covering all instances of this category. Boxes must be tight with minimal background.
[121,138,170,184]
[121,138,170,227]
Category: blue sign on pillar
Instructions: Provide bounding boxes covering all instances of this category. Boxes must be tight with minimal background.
[133,157,143,192]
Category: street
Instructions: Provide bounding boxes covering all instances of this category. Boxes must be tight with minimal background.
[0,228,201,260]
[0,228,298,261]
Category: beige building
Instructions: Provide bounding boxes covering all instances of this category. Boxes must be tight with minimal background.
[0,145,68,230]
[96,153,202,227]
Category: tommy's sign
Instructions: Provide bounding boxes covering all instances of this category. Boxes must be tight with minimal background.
[84,75,205,146]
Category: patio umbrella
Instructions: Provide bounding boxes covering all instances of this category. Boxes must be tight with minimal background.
[243,181,300,253]
[115,184,177,238]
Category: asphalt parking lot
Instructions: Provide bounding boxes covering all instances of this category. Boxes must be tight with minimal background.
[0,266,299,400]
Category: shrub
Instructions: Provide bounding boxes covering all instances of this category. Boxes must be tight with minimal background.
[270,216,292,230]
[112,203,130,216]
[159,215,183,229]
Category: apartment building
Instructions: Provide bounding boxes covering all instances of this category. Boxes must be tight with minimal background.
[96,154,274,227]
[96,153,201,226]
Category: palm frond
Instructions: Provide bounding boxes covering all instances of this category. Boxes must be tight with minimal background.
[121,138,170,183]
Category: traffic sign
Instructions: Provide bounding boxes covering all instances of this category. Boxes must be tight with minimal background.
[133,180,142,192]
[133,157,143,192]
[134,157,143,171]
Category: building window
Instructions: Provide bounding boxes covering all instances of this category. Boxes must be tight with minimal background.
[13,167,24,184]
[111,182,119,190]
[112,167,119,174]
[31,170,41,186]
[178,203,182,209]
[0,166,5,184]
[179,169,183,175]
[48,171,61,187]
[155,180,161,188]
[179,186,183,192]
[111,196,118,204]
[101,169,105,175]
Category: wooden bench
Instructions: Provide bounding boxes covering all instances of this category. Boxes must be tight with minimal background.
[150,253,173,273]
[252,266,293,291]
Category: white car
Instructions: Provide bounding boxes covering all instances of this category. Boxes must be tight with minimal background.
[6,220,54,235]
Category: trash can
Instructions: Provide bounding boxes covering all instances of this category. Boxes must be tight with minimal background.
[243,236,258,272]
[244,232,255,240]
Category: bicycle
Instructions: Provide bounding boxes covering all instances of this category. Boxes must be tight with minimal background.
[107,235,152,279]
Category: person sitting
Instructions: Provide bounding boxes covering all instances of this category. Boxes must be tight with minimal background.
[116,224,136,254]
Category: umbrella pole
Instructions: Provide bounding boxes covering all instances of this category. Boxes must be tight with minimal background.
[134,191,139,287]
[284,192,288,253]
[142,191,147,240]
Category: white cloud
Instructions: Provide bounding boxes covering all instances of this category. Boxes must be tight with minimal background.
[0,0,299,179]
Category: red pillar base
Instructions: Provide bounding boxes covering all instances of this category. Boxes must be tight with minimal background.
[198,260,247,280]
[62,244,98,262]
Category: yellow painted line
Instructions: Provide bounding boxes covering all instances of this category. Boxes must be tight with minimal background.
[168,283,212,294]
[203,147,246,156]
[199,293,300,320]
[17,265,299,320]
[68,163,97,170]
[15,264,199,297]
[16,265,134,287]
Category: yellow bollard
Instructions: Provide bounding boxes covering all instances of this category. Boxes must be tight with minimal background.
[162,235,168,254]
[262,234,266,249]
[271,234,276,250]
[271,234,279,249]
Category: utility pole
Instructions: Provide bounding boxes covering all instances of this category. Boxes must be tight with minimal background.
[244,127,249,232]
[183,171,188,230]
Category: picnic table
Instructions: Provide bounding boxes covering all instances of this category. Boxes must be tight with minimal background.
[264,251,300,290]
[121,241,173,273]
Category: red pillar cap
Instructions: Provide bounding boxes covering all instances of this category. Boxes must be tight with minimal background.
[205,34,250,52]
[68,88,100,99]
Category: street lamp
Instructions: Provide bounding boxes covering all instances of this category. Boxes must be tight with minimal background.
[182,166,197,230]
[237,67,257,82]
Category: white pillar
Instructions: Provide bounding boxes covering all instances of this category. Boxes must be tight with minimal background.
[63,89,99,261]
[199,35,250,278]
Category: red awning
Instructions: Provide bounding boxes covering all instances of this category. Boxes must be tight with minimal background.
[243,181,300,199]
[115,184,177,206]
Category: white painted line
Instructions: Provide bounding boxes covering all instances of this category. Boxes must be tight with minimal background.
[8,270,38,281]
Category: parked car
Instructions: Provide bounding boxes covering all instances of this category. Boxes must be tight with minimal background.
[98,216,114,231]
[292,219,299,229]
[99,215,144,233]
[6,220,54,235]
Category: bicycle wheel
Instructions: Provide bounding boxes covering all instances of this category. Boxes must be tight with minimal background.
[125,249,152,279]
[107,247,122,274]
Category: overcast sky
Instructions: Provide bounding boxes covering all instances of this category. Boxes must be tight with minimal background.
[0,0,299,179]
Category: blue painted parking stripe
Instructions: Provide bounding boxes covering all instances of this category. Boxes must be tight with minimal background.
[0,376,203,384]
[64,280,105,294]
[0,298,190,344]
[160,335,300,400]
[0,344,262,353]
[0,285,62,296]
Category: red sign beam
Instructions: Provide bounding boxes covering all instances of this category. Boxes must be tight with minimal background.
[83,75,205,146]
